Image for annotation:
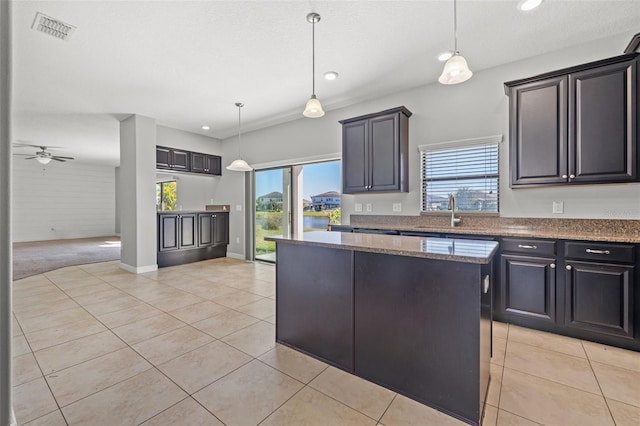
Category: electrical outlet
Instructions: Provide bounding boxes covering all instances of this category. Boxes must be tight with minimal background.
[236,237,240,244]
[552,201,564,214]
[366,203,372,212]
[235,204,242,211]
[354,203,363,212]
[393,203,402,212]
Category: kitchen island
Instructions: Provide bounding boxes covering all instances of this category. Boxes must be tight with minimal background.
[266,231,499,426]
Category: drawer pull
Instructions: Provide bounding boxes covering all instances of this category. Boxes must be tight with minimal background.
[585,249,610,255]
[517,244,537,250]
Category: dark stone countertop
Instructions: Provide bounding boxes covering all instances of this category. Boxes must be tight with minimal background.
[266,231,498,264]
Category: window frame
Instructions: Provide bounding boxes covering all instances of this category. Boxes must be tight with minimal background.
[419,135,502,215]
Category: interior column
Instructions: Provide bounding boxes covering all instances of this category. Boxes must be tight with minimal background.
[0,0,15,424]
[119,114,158,273]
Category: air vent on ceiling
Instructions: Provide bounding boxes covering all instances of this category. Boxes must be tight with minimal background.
[31,12,75,41]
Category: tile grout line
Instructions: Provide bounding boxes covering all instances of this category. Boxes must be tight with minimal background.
[582,339,617,424]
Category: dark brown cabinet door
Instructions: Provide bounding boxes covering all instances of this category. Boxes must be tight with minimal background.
[156,146,172,170]
[178,214,197,249]
[190,152,207,173]
[569,59,637,183]
[509,76,568,186]
[171,149,190,171]
[565,261,634,338]
[369,113,400,192]
[213,213,229,246]
[206,155,222,175]
[198,213,214,247]
[342,119,368,193]
[500,254,556,323]
[158,214,179,252]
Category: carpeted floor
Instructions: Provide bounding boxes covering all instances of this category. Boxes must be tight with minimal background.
[12,236,121,280]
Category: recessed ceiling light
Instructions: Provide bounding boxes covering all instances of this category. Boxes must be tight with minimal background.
[324,71,339,81]
[438,52,453,62]
[201,125,210,131]
[517,0,543,12]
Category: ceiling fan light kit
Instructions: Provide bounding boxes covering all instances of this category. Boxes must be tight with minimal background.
[303,12,325,118]
[439,0,473,85]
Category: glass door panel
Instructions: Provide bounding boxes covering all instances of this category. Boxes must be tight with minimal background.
[254,167,292,262]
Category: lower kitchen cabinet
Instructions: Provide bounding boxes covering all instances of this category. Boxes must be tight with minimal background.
[564,261,634,339]
[500,254,556,323]
[157,211,228,267]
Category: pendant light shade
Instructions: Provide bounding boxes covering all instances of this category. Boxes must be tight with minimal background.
[303,12,324,118]
[303,95,325,118]
[439,0,472,85]
[438,52,473,84]
[226,102,253,172]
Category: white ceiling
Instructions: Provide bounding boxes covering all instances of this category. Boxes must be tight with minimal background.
[11,0,640,166]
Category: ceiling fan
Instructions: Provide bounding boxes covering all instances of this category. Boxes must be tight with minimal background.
[13,143,75,164]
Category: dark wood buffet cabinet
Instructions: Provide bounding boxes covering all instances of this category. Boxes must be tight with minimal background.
[505,53,638,187]
[157,211,229,267]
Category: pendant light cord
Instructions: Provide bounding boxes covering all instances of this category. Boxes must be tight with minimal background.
[453,0,458,53]
[236,102,243,158]
[311,18,316,96]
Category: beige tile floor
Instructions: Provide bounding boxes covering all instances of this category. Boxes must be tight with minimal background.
[11,257,640,426]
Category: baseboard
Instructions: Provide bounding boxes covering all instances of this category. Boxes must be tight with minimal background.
[226,252,246,260]
[119,262,158,274]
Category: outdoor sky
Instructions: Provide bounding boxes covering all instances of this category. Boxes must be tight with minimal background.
[255,160,341,201]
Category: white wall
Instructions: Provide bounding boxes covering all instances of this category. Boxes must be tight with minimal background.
[218,31,640,257]
[12,159,116,242]
[156,125,223,211]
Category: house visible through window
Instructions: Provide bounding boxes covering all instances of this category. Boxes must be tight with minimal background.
[156,181,177,211]
[420,135,501,213]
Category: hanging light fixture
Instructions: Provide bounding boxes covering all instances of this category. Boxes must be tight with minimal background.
[303,12,325,118]
[226,102,253,172]
[438,0,473,85]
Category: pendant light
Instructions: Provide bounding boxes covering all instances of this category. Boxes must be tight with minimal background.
[226,102,253,172]
[303,12,325,118]
[438,0,473,85]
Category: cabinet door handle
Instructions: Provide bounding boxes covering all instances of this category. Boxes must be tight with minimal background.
[569,174,576,179]
[586,248,610,255]
[566,265,572,270]
[550,263,556,269]
[517,244,537,250]
[562,174,568,179]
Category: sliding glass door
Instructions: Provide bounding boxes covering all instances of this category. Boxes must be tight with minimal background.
[254,167,292,262]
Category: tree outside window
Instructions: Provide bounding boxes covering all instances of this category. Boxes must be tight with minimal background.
[156,181,177,210]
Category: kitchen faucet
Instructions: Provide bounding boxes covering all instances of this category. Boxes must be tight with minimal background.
[448,194,461,227]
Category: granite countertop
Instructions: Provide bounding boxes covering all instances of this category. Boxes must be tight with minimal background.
[266,231,499,264]
[157,210,228,214]
[346,215,640,243]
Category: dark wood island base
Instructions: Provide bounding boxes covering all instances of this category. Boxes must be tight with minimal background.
[268,232,499,426]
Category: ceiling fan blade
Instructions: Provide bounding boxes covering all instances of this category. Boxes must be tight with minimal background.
[12,153,33,156]
[52,156,74,160]
[12,142,63,150]
[23,156,37,160]
[51,158,67,162]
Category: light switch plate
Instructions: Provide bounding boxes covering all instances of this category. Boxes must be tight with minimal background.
[354,203,363,212]
[235,204,242,211]
[393,203,402,212]
[366,203,372,212]
[552,201,564,214]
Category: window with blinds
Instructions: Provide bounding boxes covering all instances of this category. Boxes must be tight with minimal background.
[420,136,501,213]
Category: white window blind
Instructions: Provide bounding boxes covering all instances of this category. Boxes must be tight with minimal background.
[419,135,502,213]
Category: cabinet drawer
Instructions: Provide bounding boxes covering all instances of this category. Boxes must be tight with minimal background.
[501,238,556,256]
[564,241,635,263]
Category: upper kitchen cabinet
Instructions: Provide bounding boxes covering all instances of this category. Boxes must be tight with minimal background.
[156,146,221,176]
[156,146,190,172]
[505,54,639,187]
[191,152,222,176]
[340,106,412,194]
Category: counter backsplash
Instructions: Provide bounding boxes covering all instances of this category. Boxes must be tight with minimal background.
[349,214,640,243]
